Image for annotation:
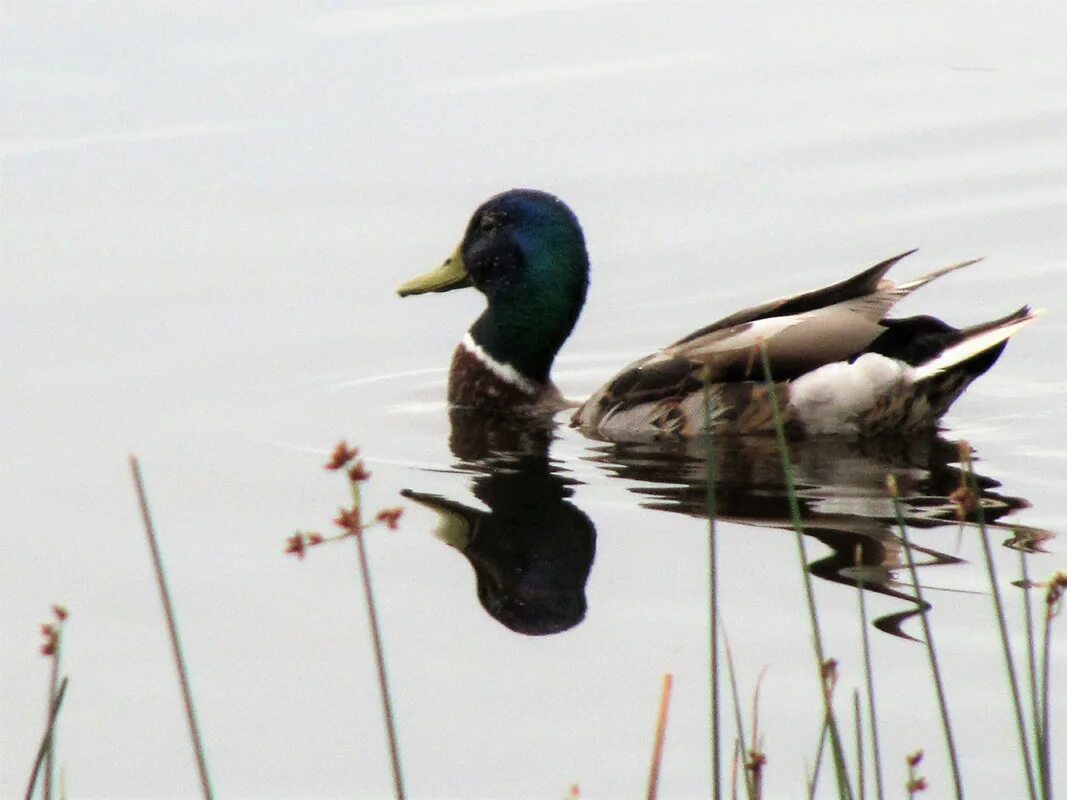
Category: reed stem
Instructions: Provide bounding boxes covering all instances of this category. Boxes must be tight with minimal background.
[807,716,830,800]
[887,476,962,799]
[758,344,852,800]
[647,673,674,800]
[349,480,406,800]
[957,446,1037,800]
[43,631,61,800]
[130,455,214,800]
[1039,611,1052,800]
[24,677,68,800]
[855,546,885,800]
[704,376,722,800]
[1019,550,1045,798]
[723,631,756,800]
[853,689,865,800]
[1038,575,1063,800]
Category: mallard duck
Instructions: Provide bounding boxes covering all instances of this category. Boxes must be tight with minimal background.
[398,189,1036,438]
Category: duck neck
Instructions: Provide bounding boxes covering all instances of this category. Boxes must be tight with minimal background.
[468,284,584,387]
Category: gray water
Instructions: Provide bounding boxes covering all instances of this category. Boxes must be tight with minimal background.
[4,2,1066,798]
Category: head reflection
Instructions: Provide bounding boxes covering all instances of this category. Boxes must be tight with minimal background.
[403,410,595,636]
[406,409,1049,638]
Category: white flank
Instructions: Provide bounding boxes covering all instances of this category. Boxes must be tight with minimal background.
[463,332,540,396]
[788,353,911,435]
[912,312,1040,381]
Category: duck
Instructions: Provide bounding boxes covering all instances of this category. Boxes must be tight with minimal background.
[397,188,1037,439]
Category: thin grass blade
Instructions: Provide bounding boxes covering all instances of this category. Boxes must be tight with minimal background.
[887,476,963,799]
[958,446,1037,800]
[24,677,69,800]
[758,344,852,800]
[130,456,214,800]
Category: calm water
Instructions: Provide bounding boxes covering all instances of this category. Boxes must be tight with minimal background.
[4,2,1066,798]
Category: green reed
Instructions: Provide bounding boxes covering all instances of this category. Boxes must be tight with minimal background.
[703,374,723,800]
[25,677,69,800]
[806,716,830,800]
[956,443,1038,800]
[1039,572,1066,799]
[758,344,852,800]
[746,670,768,798]
[853,545,885,800]
[887,475,962,799]
[43,612,63,800]
[852,689,864,800]
[723,629,757,800]
[1018,543,1045,797]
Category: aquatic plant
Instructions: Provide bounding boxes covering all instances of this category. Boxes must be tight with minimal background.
[905,750,928,797]
[888,474,963,798]
[673,340,1065,799]
[646,673,674,800]
[286,441,406,800]
[25,605,70,800]
[759,343,853,800]
[131,456,214,800]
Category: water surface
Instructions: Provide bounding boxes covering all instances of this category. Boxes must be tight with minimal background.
[4,2,1066,798]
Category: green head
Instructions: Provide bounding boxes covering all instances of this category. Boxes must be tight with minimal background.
[398,189,589,384]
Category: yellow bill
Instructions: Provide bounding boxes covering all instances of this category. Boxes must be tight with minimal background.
[397,244,473,297]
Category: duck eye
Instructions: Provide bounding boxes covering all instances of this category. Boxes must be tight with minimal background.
[479,213,502,232]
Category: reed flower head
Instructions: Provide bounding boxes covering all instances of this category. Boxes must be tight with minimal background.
[40,624,57,656]
[347,460,372,483]
[1047,570,1067,617]
[38,607,67,657]
[376,507,403,530]
[285,532,308,559]
[820,657,839,693]
[948,485,977,521]
[906,750,927,795]
[325,441,359,470]
[287,442,404,561]
[335,507,362,533]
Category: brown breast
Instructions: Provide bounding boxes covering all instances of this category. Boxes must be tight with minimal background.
[447,342,543,410]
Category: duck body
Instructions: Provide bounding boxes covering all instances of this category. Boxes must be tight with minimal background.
[398,189,1036,439]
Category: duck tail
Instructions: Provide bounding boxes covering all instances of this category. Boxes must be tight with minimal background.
[911,305,1040,382]
[885,256,984,300]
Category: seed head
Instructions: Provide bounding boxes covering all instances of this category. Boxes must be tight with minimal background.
[376,507,403,530]
[325,441,359,471]
[334,507,362,533]
[907,776,928,793]
[285,532,307,559]
[347,460,371,483]
[1047,571,1067,616]
[948,485,977,521]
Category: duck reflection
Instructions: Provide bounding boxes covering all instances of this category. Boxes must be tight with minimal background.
[405,410,1049,637]
[584,433,1051,636]
[402,410,595,636]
